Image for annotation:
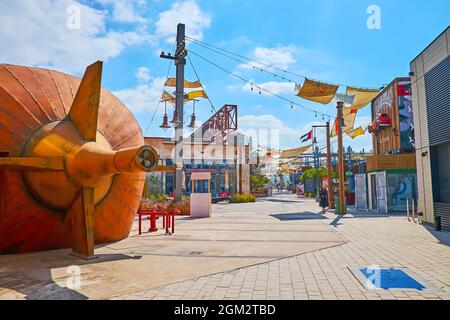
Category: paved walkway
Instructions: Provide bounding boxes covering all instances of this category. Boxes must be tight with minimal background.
[2,192,450,300]
[114,193,450,300]
[0,191,343,299]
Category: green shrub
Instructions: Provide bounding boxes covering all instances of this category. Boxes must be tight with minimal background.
[148,194,170,203]
[300,168,338,184]
[231,193,256,203]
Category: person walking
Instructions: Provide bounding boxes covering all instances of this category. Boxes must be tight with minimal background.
[319,187,328,213]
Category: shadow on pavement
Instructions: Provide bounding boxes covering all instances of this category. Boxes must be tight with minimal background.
[423,225,450,247]
[330,215,343,227]
[271,212,328,221]
[262,199,306,204]
[0,253,141,300]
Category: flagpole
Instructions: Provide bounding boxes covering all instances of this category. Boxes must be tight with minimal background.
[312,124,333,210]
[326,121,333,209]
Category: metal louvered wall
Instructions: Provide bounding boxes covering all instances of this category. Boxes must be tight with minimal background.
[434,203,450,231]
[425,56,450,146]
[425,55,450,231]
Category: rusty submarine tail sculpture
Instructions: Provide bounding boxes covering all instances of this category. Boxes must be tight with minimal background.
[0,61,166,258]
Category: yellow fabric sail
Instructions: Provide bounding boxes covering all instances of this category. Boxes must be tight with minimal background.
[187,90,209,100]
[295,79,339,105]
[161,90,190,105]
[346,126,365,139]
[280,145,313,159]
[165,78,202,88]
[346,87,379,110]
[331,108,358,137]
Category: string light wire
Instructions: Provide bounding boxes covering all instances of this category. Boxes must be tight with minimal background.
[186,36,380,90]
[189,49,333,118]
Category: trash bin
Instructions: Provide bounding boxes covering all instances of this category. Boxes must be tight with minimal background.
[335,196,340,215]
[435,216,442,231]
[334,195,346,215]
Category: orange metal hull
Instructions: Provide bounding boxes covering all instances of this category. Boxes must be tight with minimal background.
[0,64,146,254]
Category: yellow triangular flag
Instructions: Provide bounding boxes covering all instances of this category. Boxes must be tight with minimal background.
[346,127,365,139]
[187,90,209,100]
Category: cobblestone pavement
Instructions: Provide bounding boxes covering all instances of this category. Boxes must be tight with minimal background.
[114,192,450,300]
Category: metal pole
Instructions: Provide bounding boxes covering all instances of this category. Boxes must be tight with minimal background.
[406,198,410,222]
[336,102,347,214]
[326,121,333,209]
[174,23,186,203]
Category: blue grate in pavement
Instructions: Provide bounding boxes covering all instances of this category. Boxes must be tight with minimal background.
[360,268,426,291]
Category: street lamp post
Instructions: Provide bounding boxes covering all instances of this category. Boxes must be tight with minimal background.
[160,23,187,203]
[336,102,347,214]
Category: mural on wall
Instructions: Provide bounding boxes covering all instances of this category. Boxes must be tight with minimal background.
[373,84,394,115]
[397,80,415,150]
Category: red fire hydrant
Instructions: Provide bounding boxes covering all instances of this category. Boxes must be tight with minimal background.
[148,211,159,232]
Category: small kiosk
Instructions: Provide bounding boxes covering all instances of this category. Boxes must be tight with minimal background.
[190,172,212,218]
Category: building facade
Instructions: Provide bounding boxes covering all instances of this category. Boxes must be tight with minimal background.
[360,78,417,212]
[410,26,450,229]
[145,133,251,197]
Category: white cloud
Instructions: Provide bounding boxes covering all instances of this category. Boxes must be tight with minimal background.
[237,114,301,149]
[113,69,165,114]
[155,0,211,43]
[136,66,151,83]
[0,0,152,74]
[239,45,297,70]
[238,44,337,82]
[97,0,148,24]
[242,80,295,96]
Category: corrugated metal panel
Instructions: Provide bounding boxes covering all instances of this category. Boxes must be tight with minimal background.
[434,203,450,231]
[425,55,450,146]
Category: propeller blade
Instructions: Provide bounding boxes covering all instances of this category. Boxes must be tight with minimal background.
[67,187,96,259]
[0,157,65,171]
[68,61,103,142]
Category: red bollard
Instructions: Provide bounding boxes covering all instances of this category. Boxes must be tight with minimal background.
[165,210,170,234]
[138,211,142,235]
[172,209,180,234]
[162,211,165,228]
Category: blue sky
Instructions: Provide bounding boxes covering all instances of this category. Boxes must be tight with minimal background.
[1,0,449,152]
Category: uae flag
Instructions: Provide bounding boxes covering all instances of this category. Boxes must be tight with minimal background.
[300,130,313,143]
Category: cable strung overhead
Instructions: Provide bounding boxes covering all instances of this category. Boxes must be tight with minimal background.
[186,36,380,90]
[186,35,379,135]
[189,49,333,119]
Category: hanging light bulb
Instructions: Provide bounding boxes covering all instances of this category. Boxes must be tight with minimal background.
[188,100,196,128]
[188,114,196,128]
[170,108,181,125]
[160,114,170,130]
[160,102,171,130]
